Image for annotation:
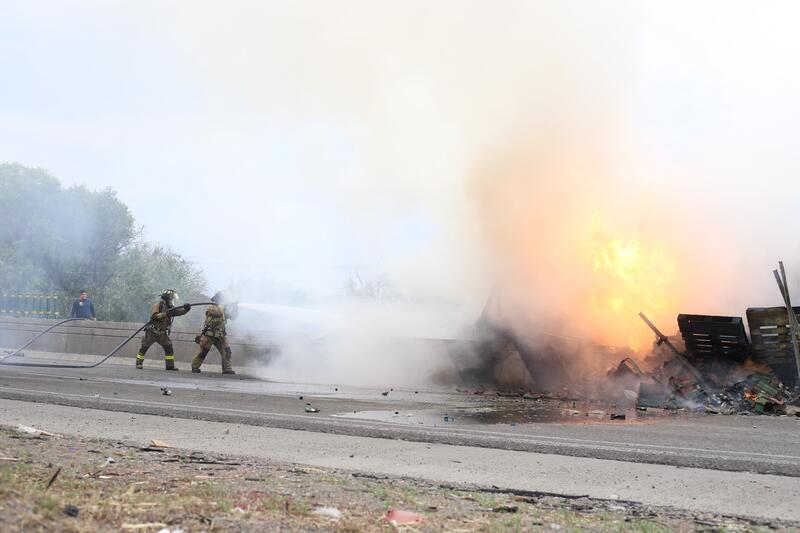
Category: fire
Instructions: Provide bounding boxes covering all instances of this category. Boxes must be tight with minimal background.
[588,213,677,351]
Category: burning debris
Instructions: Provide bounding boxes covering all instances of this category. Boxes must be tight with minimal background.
[443,261,800,420]
[618,263,800,416]
[633,366,796,415]
[623,308,800,416]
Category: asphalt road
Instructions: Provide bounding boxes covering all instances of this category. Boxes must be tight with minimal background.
[3,398,799,523]
[1,354,799,477]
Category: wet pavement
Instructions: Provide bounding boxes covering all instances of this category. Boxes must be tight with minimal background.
[333,398,680,427]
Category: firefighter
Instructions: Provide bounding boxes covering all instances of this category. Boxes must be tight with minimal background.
[191,291,237,374]
[135,289,191,370]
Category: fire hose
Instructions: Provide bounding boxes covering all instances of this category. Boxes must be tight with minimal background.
[0,302,217,369]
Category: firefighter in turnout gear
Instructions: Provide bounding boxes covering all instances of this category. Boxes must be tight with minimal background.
[135,289,191,370]
[192,291,238,374]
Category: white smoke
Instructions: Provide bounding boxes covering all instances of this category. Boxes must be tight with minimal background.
[5,1,800,386]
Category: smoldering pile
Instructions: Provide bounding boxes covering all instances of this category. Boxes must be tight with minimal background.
[444,305,800,418]
[611,356,798,416]
[609,311,800,416]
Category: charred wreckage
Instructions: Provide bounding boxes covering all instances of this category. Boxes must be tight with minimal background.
[455,262,800,417]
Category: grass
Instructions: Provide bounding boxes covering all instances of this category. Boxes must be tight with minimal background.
[472,492,506,509]
[0,429,792,533]
[489,514,523,533]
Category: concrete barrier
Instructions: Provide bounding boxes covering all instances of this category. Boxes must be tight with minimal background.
[0,318,486,384]
[0,317,277,365]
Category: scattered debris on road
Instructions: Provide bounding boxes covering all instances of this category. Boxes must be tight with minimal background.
[15,424,58,437]
[492,505,519,513]
[45,466,62,491]
[311,506,342,519]
[63,505,79,517]
[385,508,424,526]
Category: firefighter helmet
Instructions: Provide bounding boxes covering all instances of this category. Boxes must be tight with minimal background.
[211,291,227,304]
[161,289,179,302]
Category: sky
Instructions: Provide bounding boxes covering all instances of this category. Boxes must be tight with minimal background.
[3,1,800,347]
[0,1,383,293]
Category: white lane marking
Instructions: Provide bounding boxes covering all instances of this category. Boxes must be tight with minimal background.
[2,386,799,464]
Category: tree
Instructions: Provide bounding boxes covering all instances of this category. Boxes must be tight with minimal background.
[0,163,138,296]
[101,243,207,323]
[0,164,59,292]
[0,163,207,322]
[35,185,139,296]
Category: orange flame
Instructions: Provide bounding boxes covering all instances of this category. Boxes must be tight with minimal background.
[588,213,677,351]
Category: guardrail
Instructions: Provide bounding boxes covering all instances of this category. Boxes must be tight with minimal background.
[0,294,62,318]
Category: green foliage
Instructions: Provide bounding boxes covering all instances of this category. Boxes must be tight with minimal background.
[102,243,207,322]
[36,185,138,296]
[0,163,207,322]
[0,164,58,291]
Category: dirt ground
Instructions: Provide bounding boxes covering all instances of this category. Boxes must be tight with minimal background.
[0,425,794,532]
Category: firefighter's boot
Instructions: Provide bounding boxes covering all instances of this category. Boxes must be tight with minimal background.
[165,354,178,371]
[222,347,235,375]
[192,349,208,374]
[135,353,144,369]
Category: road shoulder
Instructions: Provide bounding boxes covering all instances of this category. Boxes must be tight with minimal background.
[0,398,798,526]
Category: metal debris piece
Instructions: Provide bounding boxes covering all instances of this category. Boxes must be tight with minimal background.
[637,383,671,409]
[45,466,62,491]
[639,312,711,393]
[63,505,79,517]
[608,358,644,379]
[773,261,800,386]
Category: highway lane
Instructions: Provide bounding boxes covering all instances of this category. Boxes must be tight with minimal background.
[1,356,799,476]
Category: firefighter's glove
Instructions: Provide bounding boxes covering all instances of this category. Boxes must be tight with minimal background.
[183,303,191,311]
